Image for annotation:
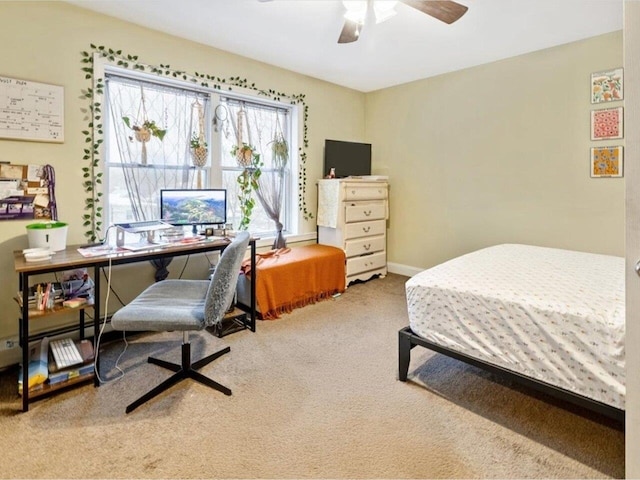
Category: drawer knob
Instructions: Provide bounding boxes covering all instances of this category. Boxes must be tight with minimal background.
[364,210,371,216]
[363,226,371,233]
[351,190,356,195]
[364,244,371,251]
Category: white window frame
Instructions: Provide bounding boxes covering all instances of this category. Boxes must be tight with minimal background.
[95,56,303,239]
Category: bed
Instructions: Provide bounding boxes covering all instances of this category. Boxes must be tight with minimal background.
[400,244,625,421]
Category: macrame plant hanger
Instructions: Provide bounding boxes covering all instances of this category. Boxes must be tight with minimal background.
[190,99,207,188]
[235,107,252,167]
[135,86,151,165]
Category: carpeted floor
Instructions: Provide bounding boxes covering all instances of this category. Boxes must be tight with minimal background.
[0,273,624,478]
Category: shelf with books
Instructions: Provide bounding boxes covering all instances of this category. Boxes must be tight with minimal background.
[18,338,95,398]
[20,371,95,399]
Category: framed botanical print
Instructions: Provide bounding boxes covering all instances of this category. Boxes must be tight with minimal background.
[591,146,623,178]
[591,107,623,140]
[591,68,623,103]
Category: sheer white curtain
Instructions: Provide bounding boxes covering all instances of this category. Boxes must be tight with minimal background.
[105,75,210,279]
[222,98,290,247]
[106,75,209,223]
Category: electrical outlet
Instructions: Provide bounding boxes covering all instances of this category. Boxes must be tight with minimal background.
[0,337,19,351]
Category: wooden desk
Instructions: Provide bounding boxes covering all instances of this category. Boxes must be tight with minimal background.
[13,237,256,412]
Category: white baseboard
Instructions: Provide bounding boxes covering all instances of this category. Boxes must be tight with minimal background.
[387,262,423,278]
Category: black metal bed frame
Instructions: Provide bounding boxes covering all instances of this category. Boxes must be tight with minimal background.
[398,326,625,423]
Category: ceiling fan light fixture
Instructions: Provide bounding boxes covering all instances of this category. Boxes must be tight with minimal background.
[342,0,398,25]
[343,0,367,24]
[373,0,398,24]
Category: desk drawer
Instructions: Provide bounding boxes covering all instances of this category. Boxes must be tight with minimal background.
[347,251,386,276]
[343,184,388,201]
[345,202,386,223]
[344,220,386,240]
[344,235,385,258]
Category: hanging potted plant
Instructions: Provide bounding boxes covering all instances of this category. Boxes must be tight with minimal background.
[233,143,255,168]
[231,142,262,230]
[122,117,167,165]
[122,117,167,142]
[190,134,208,167]
[270,133,288,169]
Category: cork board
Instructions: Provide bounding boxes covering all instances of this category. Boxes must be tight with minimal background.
[0,163,53,220]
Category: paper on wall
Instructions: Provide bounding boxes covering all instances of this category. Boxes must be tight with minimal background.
[0,179,20,199]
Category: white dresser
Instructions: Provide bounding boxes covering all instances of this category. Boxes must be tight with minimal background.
[317,179,388,285]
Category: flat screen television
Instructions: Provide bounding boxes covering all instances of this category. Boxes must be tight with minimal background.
[160,189,226,233]
[324,139,372,178]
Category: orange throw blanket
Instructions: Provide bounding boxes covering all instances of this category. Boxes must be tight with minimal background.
[240,244,346,319]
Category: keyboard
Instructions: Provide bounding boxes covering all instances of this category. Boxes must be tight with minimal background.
[115,220,174,233]
[50,338,84,369]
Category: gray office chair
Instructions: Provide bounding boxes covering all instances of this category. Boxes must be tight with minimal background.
[111,231,250,413]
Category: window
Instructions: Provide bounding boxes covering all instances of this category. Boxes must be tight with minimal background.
[103,70,295,236]
[218,97,292,234]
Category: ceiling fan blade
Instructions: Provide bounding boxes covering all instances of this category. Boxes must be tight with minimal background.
[338,18,361,44]
[401,0,468,24]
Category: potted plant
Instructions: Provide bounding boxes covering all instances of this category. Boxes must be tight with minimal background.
[230,143,262,230]
[122,117,167,142]
[190,134,208,168]
[271,134,289,169]
[232,142,255,168]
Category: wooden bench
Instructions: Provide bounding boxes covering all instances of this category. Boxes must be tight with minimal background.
[237,244,346,319]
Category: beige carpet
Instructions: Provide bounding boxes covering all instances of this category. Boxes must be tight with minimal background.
[0,273,624,478]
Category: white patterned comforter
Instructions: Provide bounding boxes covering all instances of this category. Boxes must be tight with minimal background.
[405,244,625,409]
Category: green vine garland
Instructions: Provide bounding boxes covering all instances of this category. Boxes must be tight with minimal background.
[80,44,312,241]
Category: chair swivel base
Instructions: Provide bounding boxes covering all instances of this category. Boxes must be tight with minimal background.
[126,342,232,414]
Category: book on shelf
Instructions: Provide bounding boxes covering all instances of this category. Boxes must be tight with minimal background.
[47,362,95,385]
[17,337,49,395]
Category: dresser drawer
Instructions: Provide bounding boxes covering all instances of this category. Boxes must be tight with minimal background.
[347,251,386,276]
[344,235,385,258]
[345,202,386,223]
[344,219,386,240]
[343,183,388,201]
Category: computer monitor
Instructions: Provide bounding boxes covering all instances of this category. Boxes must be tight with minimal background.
[160,189,227,234]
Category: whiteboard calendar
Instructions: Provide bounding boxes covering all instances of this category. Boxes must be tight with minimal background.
[0,75,64,143]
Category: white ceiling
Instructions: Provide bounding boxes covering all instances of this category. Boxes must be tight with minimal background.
[67,0,623,92]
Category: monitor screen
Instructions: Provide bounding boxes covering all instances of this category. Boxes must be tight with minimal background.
[160,189,227,228]
[324,139,372,178]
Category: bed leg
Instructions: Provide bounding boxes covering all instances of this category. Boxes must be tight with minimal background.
[399,328,412,382]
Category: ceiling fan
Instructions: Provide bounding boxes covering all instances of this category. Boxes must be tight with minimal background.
[258,0,469,44]
[338,0,469,43]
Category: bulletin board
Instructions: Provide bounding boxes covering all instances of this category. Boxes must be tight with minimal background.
[0,163,55,221]
[0,75,64,143]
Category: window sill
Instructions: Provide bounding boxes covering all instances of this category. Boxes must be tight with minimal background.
[253,231,317,249]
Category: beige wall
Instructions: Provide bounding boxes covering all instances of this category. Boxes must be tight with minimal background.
[0,2,365,355]
[366,32,624,270]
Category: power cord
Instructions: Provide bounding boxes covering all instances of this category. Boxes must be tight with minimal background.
[178,255,190,279]
[94,256,127,384]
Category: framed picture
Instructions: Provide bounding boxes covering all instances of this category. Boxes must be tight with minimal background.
[591,107,623,140]
[591,68,623,103]
[591,146,623,178]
